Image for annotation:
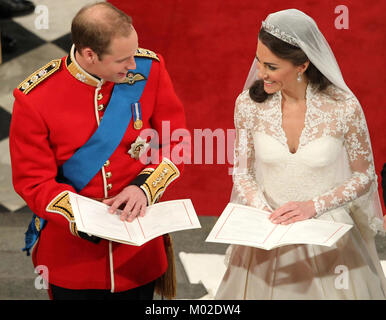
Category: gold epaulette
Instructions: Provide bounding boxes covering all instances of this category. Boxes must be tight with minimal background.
[17,59,62,95]
[140,158,180,205]
[135,48,160,62]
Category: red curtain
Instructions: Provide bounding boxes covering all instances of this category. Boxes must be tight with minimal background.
[109,0,386,215]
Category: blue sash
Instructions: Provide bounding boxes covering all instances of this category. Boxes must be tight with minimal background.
[22,57,152,255]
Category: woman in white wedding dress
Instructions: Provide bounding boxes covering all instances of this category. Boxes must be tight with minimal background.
[215,9,386,300]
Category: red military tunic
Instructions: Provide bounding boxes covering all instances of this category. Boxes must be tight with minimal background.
[9,46,187,292]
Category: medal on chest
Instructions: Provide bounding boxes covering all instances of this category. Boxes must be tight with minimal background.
[128,136,149,160]
[132,102,143,130]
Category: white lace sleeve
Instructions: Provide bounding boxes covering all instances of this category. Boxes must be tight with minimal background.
[232,94,271,210]
[312,98,377,216]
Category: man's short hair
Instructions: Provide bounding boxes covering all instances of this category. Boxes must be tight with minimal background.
[71,2,133,59]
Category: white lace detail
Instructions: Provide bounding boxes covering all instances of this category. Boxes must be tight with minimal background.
[233,83,377,217]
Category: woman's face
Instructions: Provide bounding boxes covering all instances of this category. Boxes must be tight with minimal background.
[256,39,302,94]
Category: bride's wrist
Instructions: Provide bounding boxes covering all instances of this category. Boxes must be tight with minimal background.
[311,198,324,218]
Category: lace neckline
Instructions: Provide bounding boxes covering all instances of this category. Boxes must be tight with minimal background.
[274,83,314,154]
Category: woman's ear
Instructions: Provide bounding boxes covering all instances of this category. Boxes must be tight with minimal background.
[298,60,310,74]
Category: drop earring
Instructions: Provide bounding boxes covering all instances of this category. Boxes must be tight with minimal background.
[297,72,302,82]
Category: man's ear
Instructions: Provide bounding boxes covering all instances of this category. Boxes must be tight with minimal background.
[79,47,99,64]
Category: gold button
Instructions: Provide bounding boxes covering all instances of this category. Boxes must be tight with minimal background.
[105,172,112,179]
[107,183,112,190]
[97,93,103,100]
[97,104,104,111]
[104,160,110,167]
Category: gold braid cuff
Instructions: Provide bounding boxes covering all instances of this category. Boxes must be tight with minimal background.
[46,191,79,237]
[140,158,180,205]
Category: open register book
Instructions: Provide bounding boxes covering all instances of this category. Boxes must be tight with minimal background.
[206,203,353,250]
[68,192,201,246]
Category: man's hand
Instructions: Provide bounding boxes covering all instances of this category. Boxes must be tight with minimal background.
[103,185,147,222]
[269,200,316,225]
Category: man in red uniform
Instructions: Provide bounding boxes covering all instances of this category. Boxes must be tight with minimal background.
[9,2,186,300]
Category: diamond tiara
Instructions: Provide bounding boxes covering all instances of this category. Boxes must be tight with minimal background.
[261,21,299,47]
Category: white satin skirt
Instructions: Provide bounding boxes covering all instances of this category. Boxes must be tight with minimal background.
[215,208,386,300]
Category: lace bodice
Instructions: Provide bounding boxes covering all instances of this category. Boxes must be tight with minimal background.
[232,83,377,217]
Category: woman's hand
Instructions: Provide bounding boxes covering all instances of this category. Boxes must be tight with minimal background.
[269,200,316,225]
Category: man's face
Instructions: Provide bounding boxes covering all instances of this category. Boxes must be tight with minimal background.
[93,28,138,83]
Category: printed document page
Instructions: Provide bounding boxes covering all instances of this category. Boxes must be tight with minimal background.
[206,203,352,250]
[68,192,201,246]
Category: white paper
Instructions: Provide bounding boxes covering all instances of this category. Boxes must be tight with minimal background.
[206,203,353,250]
[68,192,201,246]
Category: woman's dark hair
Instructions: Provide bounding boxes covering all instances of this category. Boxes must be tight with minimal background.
[249,28,331,103]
